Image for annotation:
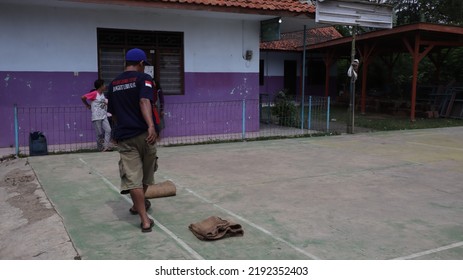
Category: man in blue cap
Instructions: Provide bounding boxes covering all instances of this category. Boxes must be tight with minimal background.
[107,48,157,233]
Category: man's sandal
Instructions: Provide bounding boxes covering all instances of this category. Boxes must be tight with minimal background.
[141,219,155,233]
[129,199,151,215]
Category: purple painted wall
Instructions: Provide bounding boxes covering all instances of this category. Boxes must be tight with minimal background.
[1,71,259,148]
[1,71,98,147]
[172,72,259,102]
[162,72,260,137]
[260,76,284,101]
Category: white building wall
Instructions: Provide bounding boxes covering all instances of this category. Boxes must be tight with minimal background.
[185,19,258,73]
[0,2,263,148]
[261,52,302,77]
[0,3,259,73]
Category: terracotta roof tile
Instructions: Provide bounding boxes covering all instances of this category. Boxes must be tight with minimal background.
[260,27,343,51]
[142,0,315,13]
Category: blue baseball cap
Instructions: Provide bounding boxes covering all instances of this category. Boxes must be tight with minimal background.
[125,48,151,65]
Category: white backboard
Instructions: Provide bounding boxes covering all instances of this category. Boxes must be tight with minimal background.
[316,0,393,29]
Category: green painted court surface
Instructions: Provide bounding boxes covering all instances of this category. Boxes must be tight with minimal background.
[28,127,463,260]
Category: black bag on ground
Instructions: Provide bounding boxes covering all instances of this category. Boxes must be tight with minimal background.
[29,131,48,156]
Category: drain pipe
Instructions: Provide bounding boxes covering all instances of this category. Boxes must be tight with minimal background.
[301,25,307,130]
[14,104,19,157]
[242,99,246,140]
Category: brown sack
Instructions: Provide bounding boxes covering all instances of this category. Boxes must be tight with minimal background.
[145,180,176,199]
[189,216,244,241]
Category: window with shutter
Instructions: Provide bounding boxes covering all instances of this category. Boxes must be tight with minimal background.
[97,28,184,95]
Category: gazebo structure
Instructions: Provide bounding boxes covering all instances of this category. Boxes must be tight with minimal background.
[307,22,463,121]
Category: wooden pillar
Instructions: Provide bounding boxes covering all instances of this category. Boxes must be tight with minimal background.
[403,33,434,121]
[357,43,376,114]
[410,34,420,121]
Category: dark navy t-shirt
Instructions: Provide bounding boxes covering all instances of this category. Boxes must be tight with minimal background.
[107,71,154,141]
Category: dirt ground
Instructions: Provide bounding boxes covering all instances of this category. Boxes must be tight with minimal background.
[0,157,78,259]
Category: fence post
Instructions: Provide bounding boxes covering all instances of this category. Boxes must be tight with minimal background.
[326,97,331,132]
[308,96,312,131]
[14,104,19,157]
[300,98,305,131]
[266,95,271,124]
[242,99,246,140]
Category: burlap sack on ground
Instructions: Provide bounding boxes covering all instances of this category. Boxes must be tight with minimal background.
[189,216,244,241]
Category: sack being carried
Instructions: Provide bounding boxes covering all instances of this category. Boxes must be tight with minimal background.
[145,180,176,199]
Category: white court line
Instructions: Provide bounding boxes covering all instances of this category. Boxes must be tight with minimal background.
[172,180,320,260]
[78,158,204,260]
[393,241,463,260]
[407,141,463,151]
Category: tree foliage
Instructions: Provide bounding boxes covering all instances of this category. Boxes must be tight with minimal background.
[332,0,463,97]
[384,0,463,26]
[335,0,462,35]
